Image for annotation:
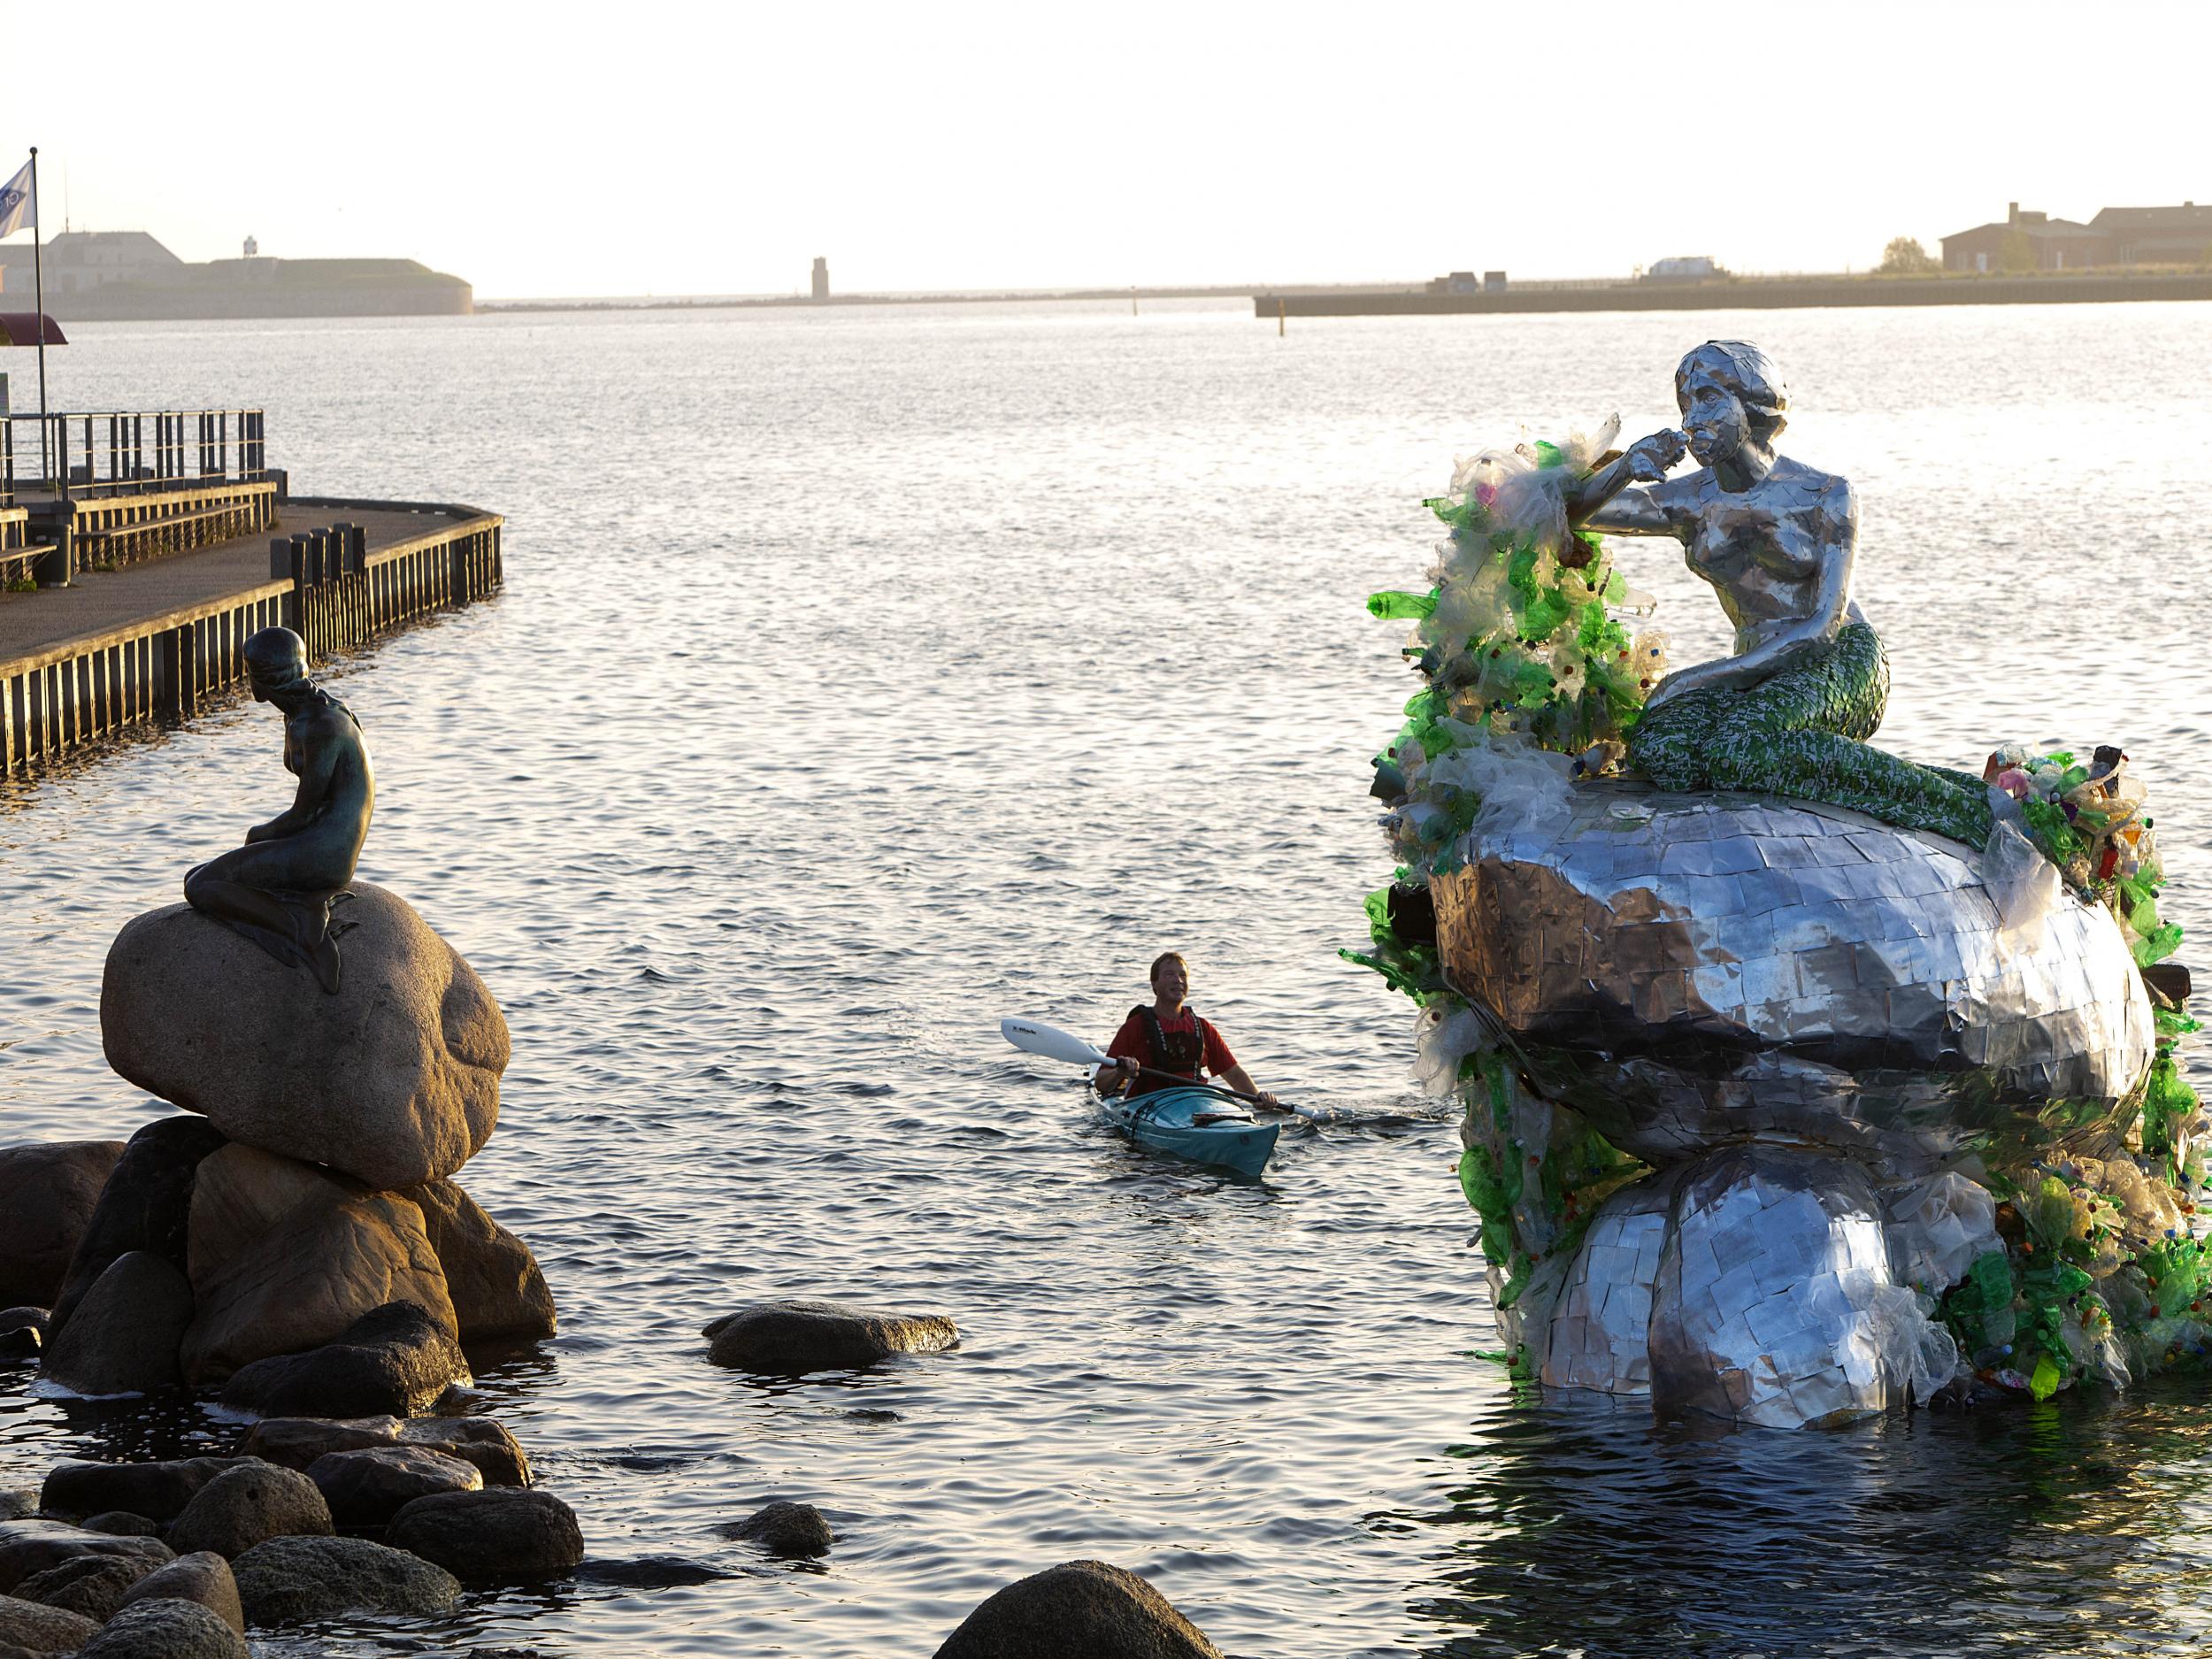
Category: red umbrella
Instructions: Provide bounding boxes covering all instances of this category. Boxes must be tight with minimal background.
[0,312,65,346]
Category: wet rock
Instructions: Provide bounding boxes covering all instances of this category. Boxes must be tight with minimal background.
[42,1252,194,1395]
[932,1559,1225,1659]
[83,1514,163,1539]
[0,1496,33,1526]
[387,1488,582,1583]
[402,1179,557,1341]
[180,1151,456,1383]
[46,1117,228,1342]
[703,1300,959,1375]
[0,1592,98,1655]
[0,1141,125,1308]
[116,1552,243,1634]
[0,1522,172,1594]
[218,1302,469,1418]
[165,1463,332,1560]
[574,1555,729,1588]
[396,1417,532,1486]
[78,1595,248,1659]
[307,1446,481,1525]
[0,1310,43,1363]
[42,1460,246,1525]
[102,886,509,1189]
[230,1534,460,1624]
[234,1416,400,1471]
[728,1501,833,1558]
[12,1552,153,1621]
[236,1413,531,1486]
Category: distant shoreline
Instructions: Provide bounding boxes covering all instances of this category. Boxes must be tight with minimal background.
[474,285,1301,314]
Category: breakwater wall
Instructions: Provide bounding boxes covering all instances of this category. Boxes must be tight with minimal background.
[1256,271,2212,319]
[0,499,502,780]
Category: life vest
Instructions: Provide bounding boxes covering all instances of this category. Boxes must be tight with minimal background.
[1129,1004,1206,1098]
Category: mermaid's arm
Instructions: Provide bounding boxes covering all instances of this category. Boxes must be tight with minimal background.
[1569,430,1689,534]
[246,733,339,842]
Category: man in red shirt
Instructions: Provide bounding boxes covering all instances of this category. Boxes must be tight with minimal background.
[1094,952,1280,1109]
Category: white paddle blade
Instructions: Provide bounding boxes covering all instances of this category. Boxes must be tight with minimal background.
[1001,1017,1110,1068]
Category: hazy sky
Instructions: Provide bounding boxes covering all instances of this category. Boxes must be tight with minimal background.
[4,0,2208,298]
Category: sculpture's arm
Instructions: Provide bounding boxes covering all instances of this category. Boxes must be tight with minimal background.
[1651,482,1858,707]
[1567,430,1688,535]
[245,733,341,843]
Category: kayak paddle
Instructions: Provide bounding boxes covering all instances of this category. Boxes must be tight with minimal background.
[999,1016,1317,1120]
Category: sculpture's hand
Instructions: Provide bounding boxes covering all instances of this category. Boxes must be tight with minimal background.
[1624,429,1688,484]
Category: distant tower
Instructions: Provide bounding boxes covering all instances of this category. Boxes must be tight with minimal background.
[810,257,829,302]
[243,235,258,257]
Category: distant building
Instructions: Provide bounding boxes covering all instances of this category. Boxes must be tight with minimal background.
[1647,255,1724,282]
[243,235,258,257]
[0,229,184,296]
[1425,270,1480,295]
[1941,201,2212,272]
[0,229,470,319]
[1483,271,1508,293]
[811,257,829,301]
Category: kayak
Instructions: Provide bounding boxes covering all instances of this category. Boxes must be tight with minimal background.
[1102,1086,1280,1179]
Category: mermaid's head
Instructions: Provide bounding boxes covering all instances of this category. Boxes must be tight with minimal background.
[1675,341,1787,465]
[243,626,311,703]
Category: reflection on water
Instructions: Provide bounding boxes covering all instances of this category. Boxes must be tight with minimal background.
[2,301,2210,1656]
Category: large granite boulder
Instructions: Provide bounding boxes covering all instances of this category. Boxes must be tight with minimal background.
[229,1534,459,1624]
[219,1302,468,1418]
[234,1414,531,1486]
[1433,784,2155,1171]
[401,1179,557,1341]
[41,1463,244,1527]
[0,1141,125,1308]
[101,884,508,1189]
[11,1553,153,1622]
[47,1117,227,1342]
[307,1446,481,1525]
[180,1158,456,1384]
[933,1560,1225,1659]
[42,1252,194,1395]
[703,1301,959,1374]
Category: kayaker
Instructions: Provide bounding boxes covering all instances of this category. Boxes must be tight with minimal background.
[1094,953,1281,1109]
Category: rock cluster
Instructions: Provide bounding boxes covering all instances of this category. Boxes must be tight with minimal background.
[2,885,554,1406]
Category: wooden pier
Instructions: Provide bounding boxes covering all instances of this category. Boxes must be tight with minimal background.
[0,409,503,780]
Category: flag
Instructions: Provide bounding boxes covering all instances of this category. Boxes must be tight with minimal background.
[0,159,31,240]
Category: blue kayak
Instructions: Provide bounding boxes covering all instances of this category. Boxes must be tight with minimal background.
[1102,1085,1280,1179]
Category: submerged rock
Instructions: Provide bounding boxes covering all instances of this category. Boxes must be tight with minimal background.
[78,1595,248,1659]
[117,1552,243,1634]
[703,1301,958,1375]
[386,1488,582,1582]
[307,1446,481,1525]
[101,885,509,1189]
[727,1500,833,1558]
[0,1141,125,1309]
[933,1559,1225,1659]
[42,1252,193,1396]
[401,1179,557,1342]
[46,1117,228,1342]
[165,1464,332,1561]
[217,1302,467,1418]
[229,1534,459,1624]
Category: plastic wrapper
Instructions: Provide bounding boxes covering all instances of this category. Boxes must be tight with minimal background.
[1886,1171,2001,1294]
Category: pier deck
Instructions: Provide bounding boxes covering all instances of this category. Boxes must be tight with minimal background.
[0,496,503,780]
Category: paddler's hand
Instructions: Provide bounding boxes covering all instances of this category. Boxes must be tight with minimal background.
[1255,1091,1281,1110]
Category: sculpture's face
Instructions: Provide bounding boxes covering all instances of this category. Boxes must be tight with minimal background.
[1677,365,1747,465]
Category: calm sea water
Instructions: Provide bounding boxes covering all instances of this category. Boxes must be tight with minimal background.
[4,299,2212,1658]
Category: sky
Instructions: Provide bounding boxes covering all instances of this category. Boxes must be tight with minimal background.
[2,0,2208,300]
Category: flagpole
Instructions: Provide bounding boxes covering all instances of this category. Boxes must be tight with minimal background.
[28,147,46,488]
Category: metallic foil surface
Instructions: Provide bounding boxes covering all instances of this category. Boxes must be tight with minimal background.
[1540,1167,1679,1396]
[1433,782,2154,1169]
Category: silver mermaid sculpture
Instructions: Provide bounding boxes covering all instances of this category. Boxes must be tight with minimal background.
[1568,340,1993,846]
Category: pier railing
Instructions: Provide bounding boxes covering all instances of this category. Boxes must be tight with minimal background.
[0,409,268,506]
